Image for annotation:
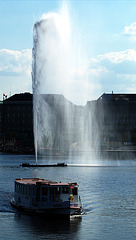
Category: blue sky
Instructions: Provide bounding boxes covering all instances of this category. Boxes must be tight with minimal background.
[1,0,136,104]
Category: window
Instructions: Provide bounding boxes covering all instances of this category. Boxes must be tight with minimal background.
[42,187,48,195]
[62,186,69,194]
[54,187,61,194]
[15,182,17,192]
[72,187,77,195]
[33,187,35,196]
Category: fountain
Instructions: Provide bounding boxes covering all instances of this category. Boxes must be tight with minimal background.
[32,2,99,162]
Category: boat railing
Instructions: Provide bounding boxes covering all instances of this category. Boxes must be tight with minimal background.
[70,201,81,208]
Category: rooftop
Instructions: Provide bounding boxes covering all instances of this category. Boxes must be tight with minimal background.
[4,92,32,102]
[98,93,136,102]
[15,178,77,186]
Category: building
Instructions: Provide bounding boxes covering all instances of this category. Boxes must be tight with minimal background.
[1,92,34,153]
[1,92,136,154]
[96,93,136,149]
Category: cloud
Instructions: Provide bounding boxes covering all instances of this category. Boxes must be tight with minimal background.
[97,49,136,64]
[0,47,136,103]
[0,49,32,77]
[123,22,136,36]
[0,49,32,99]
[60,49,136,103]
[93,49,136,76]
[86,49,136,97]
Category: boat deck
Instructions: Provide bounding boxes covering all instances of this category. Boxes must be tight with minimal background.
[15,178,77,186]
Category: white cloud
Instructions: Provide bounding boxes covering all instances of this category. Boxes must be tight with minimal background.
[94,49,136,64]
[88,66,108,77]
[0,49,32,99]
[0,49,32,76]
[88,49,136,77]
[63,49,136,103]
[86,49,136,98]
[1,47,136,103]
[123,22,136,36]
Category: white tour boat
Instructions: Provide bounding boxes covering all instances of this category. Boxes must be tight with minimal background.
[11,178,82,218]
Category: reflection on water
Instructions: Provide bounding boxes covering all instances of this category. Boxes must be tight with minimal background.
[14,214,82,238]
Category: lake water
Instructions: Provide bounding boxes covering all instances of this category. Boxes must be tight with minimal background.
[1,153,136,240]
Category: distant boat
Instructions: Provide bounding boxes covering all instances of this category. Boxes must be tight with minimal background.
[21,162,67,167]
[11,178,82,218]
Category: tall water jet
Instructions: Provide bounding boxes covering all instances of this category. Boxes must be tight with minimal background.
[32,2,99,160]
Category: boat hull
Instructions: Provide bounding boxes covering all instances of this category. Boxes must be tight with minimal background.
[10,198,81,218]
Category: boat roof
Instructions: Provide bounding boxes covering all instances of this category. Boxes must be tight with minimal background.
[15,178,78,186]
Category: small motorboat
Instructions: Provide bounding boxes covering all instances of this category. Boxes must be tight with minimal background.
[11,178,82,218]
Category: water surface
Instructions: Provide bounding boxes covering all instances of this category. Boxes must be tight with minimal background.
[1,153,136,239]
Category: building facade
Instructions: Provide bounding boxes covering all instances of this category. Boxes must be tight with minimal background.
[1,92,136,153]
[1,93,34,153]
[96,93,136,149]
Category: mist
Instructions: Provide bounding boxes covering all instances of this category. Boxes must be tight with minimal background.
[32,2,99,160]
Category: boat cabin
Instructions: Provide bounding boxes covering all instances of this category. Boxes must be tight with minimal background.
[14,178,79,208]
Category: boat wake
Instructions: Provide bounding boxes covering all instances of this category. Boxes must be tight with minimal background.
[81,208,92,215]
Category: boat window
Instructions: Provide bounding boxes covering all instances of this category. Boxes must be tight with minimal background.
[72,187,77,195]
[29,187,33,196]
[50,188,54,201]
[17,184,19,193]
[54,187,60,195]
[33,187,35,196]
[20,184,22,194]
[15,183,21,193]
[62,186,69,194]
[15,182,17,192]
[22,185,25,194]
[36,187,41,201]
[42,187,48,195]
[26,186,28,195]
[24,186,28,195]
